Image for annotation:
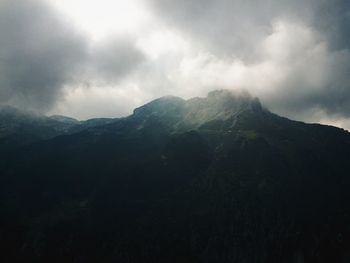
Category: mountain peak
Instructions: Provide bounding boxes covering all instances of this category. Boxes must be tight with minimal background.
[49,115,80,124]
[2,89,350,262]
[206,89,262,111]
[128,90,265,132]
[207,89,246,98]
[133,95,185,117]
[179,89,263,129]
[207,88,251,98]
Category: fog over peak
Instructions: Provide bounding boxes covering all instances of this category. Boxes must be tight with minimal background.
[0,0,350,130]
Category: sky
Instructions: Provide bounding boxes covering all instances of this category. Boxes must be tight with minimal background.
[0,0,350,130]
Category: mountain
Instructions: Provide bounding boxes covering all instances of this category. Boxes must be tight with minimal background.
[1,90,350,263]
[0,106,118,153]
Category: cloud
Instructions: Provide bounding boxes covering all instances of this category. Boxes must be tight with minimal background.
[86,37,145,85]
[0,0,87,112]
[1,0,350,130]
[148,0,350,55]
[0,0,145,112]
[312,0,350,51]
[148,0,314,59]
[255,20,350,120]
[146,0,350,126]
[51,84,148,119]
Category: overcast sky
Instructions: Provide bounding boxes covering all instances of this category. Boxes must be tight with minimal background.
[0,0,350,130]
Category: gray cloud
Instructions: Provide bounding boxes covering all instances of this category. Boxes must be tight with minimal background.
[148,0,313,59]
[0,0,87,112]
[0,0,145,112]
[87,37,145,84]
[1,0,350,130]
[148,0,350,123]
[313,0,350,51]
[148,0,350,55]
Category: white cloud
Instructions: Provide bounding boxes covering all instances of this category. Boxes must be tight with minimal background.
[50,83,149,119]
[49,0,152,40]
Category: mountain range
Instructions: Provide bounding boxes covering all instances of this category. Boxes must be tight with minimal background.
[1,90,350,263]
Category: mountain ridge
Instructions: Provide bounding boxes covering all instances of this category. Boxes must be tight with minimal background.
[0,105,119,153]
[1,89,350,262]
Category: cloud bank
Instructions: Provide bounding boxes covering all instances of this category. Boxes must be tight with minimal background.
[0,0,350,130]
[148,0,350,125]
[0,0,144,112]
